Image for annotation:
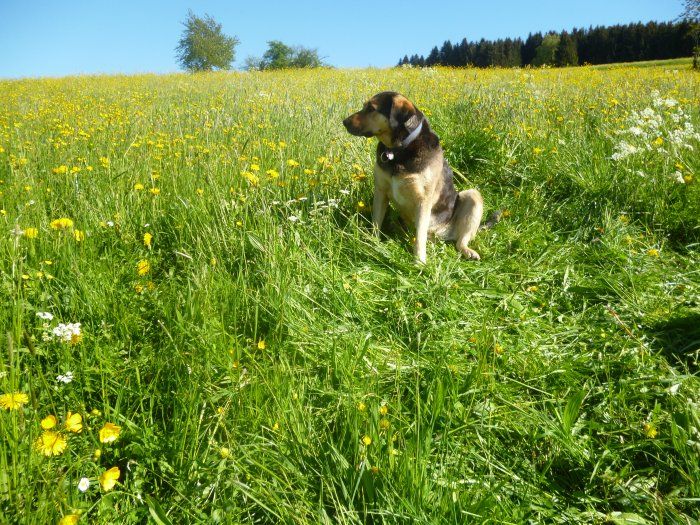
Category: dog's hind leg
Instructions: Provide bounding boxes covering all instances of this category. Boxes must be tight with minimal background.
[452,189,484,260]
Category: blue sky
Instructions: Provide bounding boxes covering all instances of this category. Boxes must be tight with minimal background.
[0,0,685,78]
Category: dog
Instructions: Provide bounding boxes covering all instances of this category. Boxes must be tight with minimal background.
[343,91,485,263]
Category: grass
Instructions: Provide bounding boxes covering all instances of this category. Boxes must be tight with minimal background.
[587,57,695,69]
[1,65,699,524]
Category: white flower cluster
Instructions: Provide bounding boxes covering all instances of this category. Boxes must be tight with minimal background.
[57,371,74,384]
[51,322,82,343]
[611,90,700,168]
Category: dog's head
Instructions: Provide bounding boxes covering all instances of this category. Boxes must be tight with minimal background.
[343,92,424,147]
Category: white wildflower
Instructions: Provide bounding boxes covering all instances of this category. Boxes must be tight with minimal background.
[57,371,74,384]
[36,312,54,321]
[52,322,81,343]
[670,171,685,184]
[611,141,639,161]
[78,477,90,492]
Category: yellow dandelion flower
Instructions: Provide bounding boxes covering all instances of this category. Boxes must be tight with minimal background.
[379,404,388,416]
[73,229,85,242]
[219,447,231,458]
[134,182,144,191]
[34,431,67,456]
[653,137,664,147]
[643,422,658,439]
[64,411,83,433]
[379,418,390,431]
[265,169,279,179]
[0,392,29,410]
[24,227,38,239]
[257,340,266,350]
[99,466,120,491]
[50,218,73,230]
[41,414,58,429]
[136,259,150,276]
[361,435,372,446]
[287,159,300,167]
[52,165,68,175]
[150,187,160,195]
[532,147,544,155]
[99,422,122,443]
[647,248,660,257]
[196,188,204,196]
[242,171,259,186]
[357,401,366,412]
[250,164,260,171]
[58,514,80,525]
[143,232,152,248]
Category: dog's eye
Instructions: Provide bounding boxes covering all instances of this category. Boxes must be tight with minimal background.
[365,105,374,112]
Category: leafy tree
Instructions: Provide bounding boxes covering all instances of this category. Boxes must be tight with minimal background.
[679,0,700,68]
[176,11,239,72]
[555,31,579,66]
[292,46,324,68]
[261,40,295,69]
[531,33,560,66]
[244,56,264,71]
[251,41,325,70]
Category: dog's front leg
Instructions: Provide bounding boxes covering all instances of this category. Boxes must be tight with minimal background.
[414,202,431,264]
[372,190,389,236]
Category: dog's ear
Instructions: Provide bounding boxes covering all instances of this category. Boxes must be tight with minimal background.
[389,97,423,134]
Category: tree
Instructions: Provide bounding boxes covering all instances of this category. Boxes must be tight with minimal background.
[249,41,325,70]
[555,31,579,66]
[425,46,441,66]
[679,0,700,68]
[176,11,239,71]
[531,33,560,66]
[292,46,324,68]
[261,40,295,69]
[522,32,544,65]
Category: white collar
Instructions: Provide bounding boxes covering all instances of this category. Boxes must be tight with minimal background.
[397,119,423,148]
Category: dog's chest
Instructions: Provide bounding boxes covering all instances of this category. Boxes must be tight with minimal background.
[375,165,428,223]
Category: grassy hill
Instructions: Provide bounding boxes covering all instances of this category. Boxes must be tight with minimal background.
[1,65,699,524]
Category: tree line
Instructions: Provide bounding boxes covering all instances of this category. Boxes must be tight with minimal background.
[397,21,696,68]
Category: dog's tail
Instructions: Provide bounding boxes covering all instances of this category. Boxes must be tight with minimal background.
[479,209,503,231]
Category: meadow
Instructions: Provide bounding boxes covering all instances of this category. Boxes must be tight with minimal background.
[1,63,699,524]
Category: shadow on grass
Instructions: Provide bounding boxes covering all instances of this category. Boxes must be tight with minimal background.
[648,311,700,371]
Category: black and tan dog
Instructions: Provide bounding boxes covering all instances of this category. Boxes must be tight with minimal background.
[343,91,484,263]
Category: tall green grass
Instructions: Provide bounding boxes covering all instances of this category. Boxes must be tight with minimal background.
[1,66,699,524]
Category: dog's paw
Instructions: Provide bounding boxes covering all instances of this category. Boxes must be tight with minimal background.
[460,247,481,261]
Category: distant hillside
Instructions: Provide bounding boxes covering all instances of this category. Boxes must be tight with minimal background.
[398,20,695,68]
